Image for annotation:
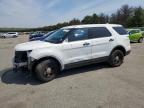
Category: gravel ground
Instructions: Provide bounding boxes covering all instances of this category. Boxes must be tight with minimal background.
[0,36,144,108]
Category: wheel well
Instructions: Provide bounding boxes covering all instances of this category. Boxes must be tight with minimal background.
[31,57,62,74]
[111,46,126,56]
[139,37,143,39]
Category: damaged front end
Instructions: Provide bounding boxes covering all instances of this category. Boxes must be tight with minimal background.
[13,51,30,72]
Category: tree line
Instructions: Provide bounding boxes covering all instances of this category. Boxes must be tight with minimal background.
[0,4,144,32]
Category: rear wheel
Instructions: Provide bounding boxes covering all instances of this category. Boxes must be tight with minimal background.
[138,37,143,43]
[35,59,59,82]
[108,50,124,67]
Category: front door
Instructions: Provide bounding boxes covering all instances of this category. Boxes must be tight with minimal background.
[63,28,92,64]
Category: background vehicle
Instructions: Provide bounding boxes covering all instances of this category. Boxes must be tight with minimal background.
[29,31,45,41]
[0,33,3,38]
[29,31,55,41]
[13,24,131,82]
[128,29,143,43]
[1,32,18,38]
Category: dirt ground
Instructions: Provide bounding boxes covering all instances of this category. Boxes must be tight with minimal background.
[0,35,144,108]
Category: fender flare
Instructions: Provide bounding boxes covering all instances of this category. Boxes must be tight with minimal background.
[31,55,64,73]
[110,45,126,56]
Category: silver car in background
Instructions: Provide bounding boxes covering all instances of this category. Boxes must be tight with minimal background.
[0,32,18,38]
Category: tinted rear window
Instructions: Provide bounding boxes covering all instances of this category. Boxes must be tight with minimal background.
[88,27,111,39]
[113,27,128,35]
[8,33,15,34]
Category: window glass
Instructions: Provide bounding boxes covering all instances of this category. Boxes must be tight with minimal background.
[8,33,15,34]
[44,29,70,43]
[129,30,140,34]
[68,28,88,42]
[88,27,111,39]
[113,27,128,35]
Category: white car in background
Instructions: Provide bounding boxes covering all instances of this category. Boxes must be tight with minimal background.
[1,32,18,38]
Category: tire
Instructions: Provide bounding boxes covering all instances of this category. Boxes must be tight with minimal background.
[138,37,143,43]
[108,50,124,67]
[35,59,59,82]
[13,35,16,38]
[2,36,5,38]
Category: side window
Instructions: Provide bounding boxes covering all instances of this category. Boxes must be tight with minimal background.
[113,27,128,35]
[88,27,111,39]
[129,30,138,34]
[68,28,88,42]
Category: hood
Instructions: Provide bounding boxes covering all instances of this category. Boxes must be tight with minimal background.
[15,41,54,51]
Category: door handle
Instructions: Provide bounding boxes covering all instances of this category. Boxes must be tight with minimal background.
[109,39,114,42]
[83,42,90,46]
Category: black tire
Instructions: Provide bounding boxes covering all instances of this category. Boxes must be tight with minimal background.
[138,37,143,43]
[13,35,16,38]
[35,59,59,82]
[108,50,124,67]
[2,36,5,38]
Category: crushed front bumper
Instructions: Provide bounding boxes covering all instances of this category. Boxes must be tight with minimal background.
[13,61,28,72]
[13,58,34,75]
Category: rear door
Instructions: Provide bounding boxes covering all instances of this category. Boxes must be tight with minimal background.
[88,27,113,59]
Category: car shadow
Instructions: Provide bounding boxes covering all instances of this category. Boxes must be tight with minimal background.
[130,41,138,44]
[1,63,110,85]
[130,41,144,44]
[0,68,41,85]
[58,63,110,78]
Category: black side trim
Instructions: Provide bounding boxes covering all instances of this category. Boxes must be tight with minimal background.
[64,56,109,69]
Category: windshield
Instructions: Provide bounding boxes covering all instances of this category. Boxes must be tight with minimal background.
[43,31,55,37]
[43,29,71,43]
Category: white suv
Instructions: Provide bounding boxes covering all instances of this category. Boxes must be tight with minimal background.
[2,32,18,38]
[13,24,131,82]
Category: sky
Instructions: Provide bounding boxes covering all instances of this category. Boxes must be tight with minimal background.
[0,0,144,28]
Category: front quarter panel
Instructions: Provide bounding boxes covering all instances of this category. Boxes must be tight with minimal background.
[29,48,65,69]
